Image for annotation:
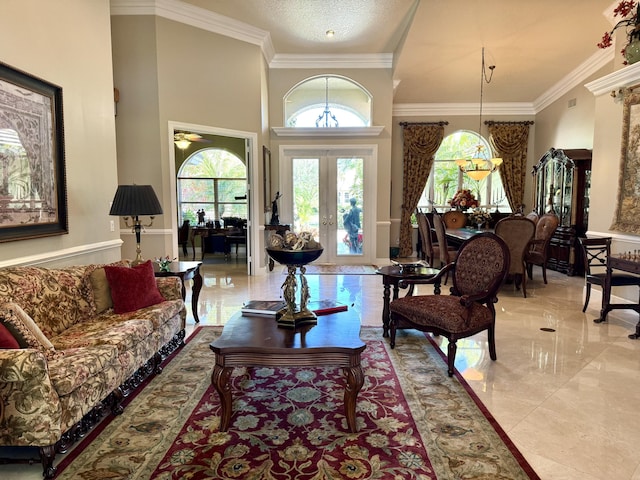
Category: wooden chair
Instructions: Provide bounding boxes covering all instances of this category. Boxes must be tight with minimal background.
[389,233,510,376]
[443,210,467,229]
[525,210,539,226]
[578,237,640,315]
[178,220,190,256]
[416,211,455,267]
[495,216,536,297]
[525,212,559,284]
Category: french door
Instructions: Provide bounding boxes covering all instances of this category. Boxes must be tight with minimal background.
[280,146,377,264]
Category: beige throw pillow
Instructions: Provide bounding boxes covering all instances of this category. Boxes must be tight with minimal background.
[89,268,113,314]
[0,302,56,354]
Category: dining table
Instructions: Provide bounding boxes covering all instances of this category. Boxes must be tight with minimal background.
[444,227,494,247]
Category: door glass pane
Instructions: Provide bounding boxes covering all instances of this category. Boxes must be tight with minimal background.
[337,157,363,256]
[292,158,319,239]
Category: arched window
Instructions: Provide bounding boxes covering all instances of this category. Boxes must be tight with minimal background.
[284,75,371,127]
[417,131,510,212]
[177,148,247,225]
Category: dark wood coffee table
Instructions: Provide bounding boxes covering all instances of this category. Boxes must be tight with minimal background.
[210,311,366,432]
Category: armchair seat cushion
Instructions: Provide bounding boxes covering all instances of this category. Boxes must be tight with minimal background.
[390,295,492,334]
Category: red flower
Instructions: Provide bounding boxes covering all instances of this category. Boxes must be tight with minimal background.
[597,1,640,59]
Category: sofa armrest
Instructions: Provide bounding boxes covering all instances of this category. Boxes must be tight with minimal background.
[0,349,63,446]
[156,276,182,301]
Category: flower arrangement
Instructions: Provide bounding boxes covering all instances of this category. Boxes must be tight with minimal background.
[467,208,492,227]
[448,189,479,210]
[597,1,640,63]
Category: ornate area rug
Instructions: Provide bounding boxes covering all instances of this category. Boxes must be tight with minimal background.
[282,264,378,275]
[55,327,539,479]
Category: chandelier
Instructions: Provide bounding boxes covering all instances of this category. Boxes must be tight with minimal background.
[316,77,338,128]
[455,48,502,181]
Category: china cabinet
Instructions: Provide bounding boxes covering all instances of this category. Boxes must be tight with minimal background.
[531,148,591,276]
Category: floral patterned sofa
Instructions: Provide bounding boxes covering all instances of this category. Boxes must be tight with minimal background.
[0,260,187,478]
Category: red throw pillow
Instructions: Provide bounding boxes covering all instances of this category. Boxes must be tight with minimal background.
[104,260,165,314]
[0,321,20,349]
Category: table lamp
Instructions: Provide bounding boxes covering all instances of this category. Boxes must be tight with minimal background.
[109,184,163,265]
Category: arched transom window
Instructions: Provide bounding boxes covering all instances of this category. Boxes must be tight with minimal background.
[284,75,371,128]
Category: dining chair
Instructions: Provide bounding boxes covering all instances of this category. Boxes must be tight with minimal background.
[443,210,467,229]
[432,214,459,285]
[389,233,510,376]
[525,210,539,226]
[578,237,640,315]
[416,211,455,267]
[525,212,559,284]
[495,216,536,297]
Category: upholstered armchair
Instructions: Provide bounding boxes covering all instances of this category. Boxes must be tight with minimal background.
[389,233,510,376]
[525,213,559,284]
[495,215,536,297]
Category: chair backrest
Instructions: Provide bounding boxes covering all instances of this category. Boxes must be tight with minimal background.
[416,211,432,262]
[452,232,510,299]
[531,213,559,253]
[525,210,539,225]
[432,213,450,267]
[443,210,467,229]
[578,236,612,276]
[495,216,536,274]
[178,220,190,243]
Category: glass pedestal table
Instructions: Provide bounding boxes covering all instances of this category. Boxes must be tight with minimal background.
[210,311,366,432]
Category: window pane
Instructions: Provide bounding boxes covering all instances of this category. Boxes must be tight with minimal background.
[180,179,213,202]
[218,179,246,202]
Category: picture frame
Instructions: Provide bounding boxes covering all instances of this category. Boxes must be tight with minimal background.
[263,145,271,212]
[0,62,67,242]
[611,88,640,234]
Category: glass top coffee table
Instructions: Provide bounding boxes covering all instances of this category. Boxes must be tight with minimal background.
[210,311,366,432]
[376,265,440,337]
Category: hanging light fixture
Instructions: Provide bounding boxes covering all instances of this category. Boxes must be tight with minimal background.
[456,48,503,181]
[316,77,339,128]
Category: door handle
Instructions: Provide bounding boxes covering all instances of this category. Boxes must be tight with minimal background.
[328,214,334,225]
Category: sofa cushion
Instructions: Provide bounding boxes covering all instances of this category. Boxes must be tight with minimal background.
[104,261,165,314]
[0,322,19,349]
[48,344,119,396]
[51,318,155,353]
[0,303,57,357]
[89,268,113,314]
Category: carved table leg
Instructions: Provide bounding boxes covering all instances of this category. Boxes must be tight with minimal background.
[382,282,391,337]
[343,363,364,433]
[211,363,233,431]
[191,267,203,323]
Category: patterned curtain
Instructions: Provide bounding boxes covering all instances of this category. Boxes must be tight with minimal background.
[487,122,532,212]
[399,124,445,257]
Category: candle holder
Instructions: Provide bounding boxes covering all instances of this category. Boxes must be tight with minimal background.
[266,247,323,328]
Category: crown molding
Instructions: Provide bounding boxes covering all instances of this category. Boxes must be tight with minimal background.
[392,102,535,117]
[585,59,640,96]
[270,53,393,69]
[110,0,275,62]
[533,49,613,112]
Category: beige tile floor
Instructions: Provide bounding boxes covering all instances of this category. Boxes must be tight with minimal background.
[2,254,640,479]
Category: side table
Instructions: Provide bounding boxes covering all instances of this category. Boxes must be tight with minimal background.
[376,265,440,337]
[154,261,203,323]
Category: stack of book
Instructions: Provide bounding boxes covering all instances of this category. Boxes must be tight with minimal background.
[241,299,348,317]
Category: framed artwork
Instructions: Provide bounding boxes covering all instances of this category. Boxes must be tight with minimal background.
[611,89,640,234]
[263,145,271,212]
[0,62,67,242]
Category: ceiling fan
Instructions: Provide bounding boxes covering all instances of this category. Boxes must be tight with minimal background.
[174,131,210,149]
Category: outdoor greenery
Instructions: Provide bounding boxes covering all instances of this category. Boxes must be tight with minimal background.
[178,149,247,224]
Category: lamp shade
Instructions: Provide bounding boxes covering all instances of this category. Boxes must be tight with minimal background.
[109,185,163,216]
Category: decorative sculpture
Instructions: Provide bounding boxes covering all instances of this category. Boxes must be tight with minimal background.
[270,191,282,225]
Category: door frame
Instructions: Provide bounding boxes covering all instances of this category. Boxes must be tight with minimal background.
[168,121,258,275]
[279,144,378,265]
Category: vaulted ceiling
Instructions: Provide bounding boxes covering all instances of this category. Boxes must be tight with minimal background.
[118,0,620,109]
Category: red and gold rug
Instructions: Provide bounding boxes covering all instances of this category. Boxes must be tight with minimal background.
[55,327,539,479]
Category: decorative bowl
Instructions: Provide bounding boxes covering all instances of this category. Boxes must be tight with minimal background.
[266,248,323,266]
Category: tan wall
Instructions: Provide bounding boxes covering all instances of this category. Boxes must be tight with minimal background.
[0,0,121,267]
[111,15,266,260]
